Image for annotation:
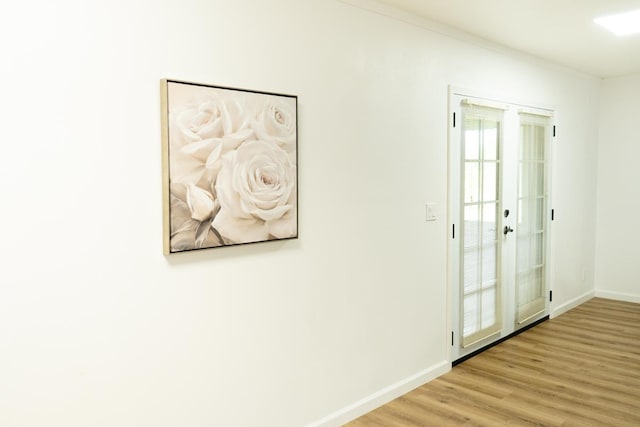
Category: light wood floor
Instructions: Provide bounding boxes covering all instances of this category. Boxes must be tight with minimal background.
[346,298,640,426]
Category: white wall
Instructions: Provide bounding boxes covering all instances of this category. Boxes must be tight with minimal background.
[0,0,600,426]
[595,74,640,302]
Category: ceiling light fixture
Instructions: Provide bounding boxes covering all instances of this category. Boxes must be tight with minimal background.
[594,9,640,36]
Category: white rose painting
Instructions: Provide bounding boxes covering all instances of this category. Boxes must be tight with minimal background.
[160,80,298,254]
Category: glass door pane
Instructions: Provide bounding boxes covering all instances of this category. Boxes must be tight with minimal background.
[516,115,548,323]
[461,110,502,347]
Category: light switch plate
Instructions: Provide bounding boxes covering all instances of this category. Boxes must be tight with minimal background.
[426,203,437,222]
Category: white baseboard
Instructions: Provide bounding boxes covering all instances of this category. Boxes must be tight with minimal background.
[551,290,595,318]
[595,290,640,303]
[307,360,450,427]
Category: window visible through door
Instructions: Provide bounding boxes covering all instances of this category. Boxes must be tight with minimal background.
[516,112,551,324]
[461,104,503,348]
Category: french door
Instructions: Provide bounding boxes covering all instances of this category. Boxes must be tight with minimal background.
[449,91,553,361]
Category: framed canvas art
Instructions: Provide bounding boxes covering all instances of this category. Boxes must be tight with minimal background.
[160,79,298,254]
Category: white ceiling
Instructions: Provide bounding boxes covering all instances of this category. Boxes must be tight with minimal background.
[375,0,640,78]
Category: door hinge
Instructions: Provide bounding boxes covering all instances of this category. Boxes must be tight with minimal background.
[453,112,456,128]
[549,290,553,302]
[452,224,456,239]
[553,125,556,137]
[551,209,555,221]
[451,331,454,346]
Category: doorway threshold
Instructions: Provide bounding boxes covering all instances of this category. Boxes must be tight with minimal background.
[452,315,549,366]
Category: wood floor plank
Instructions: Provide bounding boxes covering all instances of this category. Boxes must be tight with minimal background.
[481,347,640,397]
[345,298,640,426]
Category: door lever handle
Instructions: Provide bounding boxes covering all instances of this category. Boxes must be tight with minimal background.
[503,226,514,235]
